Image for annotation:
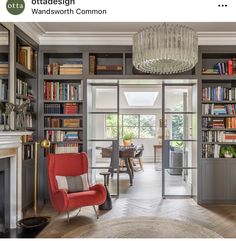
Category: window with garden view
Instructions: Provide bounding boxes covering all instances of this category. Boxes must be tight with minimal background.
[105,114,156,139]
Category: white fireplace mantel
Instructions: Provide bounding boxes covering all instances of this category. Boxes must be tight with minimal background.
[0,131,33,228]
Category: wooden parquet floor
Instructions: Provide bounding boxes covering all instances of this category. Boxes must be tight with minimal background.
[35,164,236,238]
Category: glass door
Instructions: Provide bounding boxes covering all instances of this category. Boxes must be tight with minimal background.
[87,79,120,196]
[162,83,198,198]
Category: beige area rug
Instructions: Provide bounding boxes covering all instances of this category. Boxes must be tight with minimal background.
[62,216,222,238]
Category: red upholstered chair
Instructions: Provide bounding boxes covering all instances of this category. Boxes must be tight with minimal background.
[47,152,106,221]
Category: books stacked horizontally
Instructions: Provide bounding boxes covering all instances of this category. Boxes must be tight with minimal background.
[63,118,80,128]
[0,79,7,100]
[202,59,236,75]
[45,130,80,142]
[224,132,236,142]
[226,117,236,128]
[63,103,78,114]
[51,143,79,153]
[96,64,123,74]
[44,117,80,128]
[60,63,83,75]
[202,104,229,115]
[0,63,8,75]
[18,46,35,71]
[44,82,82,101]
[203,117,225,129]
[202,86,236,101]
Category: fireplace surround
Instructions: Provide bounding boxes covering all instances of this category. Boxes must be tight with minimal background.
[0,131,32,230]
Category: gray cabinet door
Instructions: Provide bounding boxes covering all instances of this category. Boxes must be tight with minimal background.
[202,160,227,201]
[227,160,236,201]
[22,159,34,210]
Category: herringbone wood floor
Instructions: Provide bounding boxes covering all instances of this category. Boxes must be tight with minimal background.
[35,164,236,238]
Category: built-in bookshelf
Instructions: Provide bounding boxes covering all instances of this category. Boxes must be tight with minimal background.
[0,24,9,129]
[15,26,39,211]
[42,52,84,155]
[199,47,236,202]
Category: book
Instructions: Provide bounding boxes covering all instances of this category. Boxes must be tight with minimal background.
[19,46,34,71]
[63,118,80,128]
[89,55,96,74]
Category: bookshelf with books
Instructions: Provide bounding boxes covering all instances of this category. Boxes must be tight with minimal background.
[89,53,123,75]
[15,26,39,210]
[0,24,9,129]
[42,51,84,155]
[199,46,236,202]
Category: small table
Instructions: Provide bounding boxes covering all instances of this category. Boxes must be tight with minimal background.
[153,144,162,171]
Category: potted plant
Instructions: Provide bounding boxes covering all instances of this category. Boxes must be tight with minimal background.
[220,146,236,158]
[123,133,134,146]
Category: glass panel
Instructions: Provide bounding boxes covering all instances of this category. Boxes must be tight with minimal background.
[88,113,118,140]
[140,126,155,138]
[87,140,118,196]
[123,127,138,138]
[164,113,197,140]
[88,85,118,112]
[164,169,197,196]
[123,114,138,126]
[165,85,196,112]
[140,115,156,126]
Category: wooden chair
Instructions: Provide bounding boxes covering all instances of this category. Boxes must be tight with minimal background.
[131,145,144,171]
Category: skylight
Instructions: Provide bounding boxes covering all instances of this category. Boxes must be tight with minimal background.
[124,92,158,107]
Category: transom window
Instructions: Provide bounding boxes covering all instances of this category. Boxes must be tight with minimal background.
[105,114,156,139]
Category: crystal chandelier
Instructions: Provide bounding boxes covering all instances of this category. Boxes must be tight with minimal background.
[132,24,198,74]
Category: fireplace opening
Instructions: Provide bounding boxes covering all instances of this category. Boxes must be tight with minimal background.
[0,158,10,233]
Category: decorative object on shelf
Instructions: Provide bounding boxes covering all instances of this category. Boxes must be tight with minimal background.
[4,102,15,131]
[15,99,31,131]
[220,145,236,158]
[17,139,51,230]
[123,132,134,146]
[132,23,198,74]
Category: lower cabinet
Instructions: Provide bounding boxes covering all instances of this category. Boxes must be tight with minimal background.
[201,160,236,202]
[22,159,34,211]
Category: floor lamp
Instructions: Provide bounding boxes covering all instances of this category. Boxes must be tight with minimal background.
[17,139,51,230]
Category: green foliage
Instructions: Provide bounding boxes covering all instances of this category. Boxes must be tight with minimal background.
[172,103,183,140]
[220,146,236,157]
[123,132,134,140]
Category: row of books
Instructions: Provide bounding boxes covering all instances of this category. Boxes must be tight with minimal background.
[202,86,236,101]
[202,59,236,75]
[45,130,81,142]
[23,144,34,160]
[50,143,81,154]
[89,55,123,74]
[22,134,34,143]
[202,130,236,142]
[44,103,79,114]
[203,117,236,129]
[0,63,8,75]
[202,104,236,115]
[202,144,221,158]
[18,45,35,71]
[44,82,83,101]
[44,62,83,75]
[44,117,81,128]
[0,79,7,100]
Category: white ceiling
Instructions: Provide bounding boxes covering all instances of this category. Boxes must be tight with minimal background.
[37,22,236,33]
[15,22,236,45]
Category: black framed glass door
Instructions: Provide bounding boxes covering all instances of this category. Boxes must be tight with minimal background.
[87,79,120,196]
[162,82,198,198]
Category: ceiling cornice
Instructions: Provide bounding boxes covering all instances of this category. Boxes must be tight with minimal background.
[14,23,236,46]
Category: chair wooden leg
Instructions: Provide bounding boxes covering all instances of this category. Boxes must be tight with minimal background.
[67,211,70,223]
[139,158,144,171]
[93,206,99,219]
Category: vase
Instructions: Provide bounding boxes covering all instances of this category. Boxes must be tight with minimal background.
[224,153,233,158]
[123,140,131,146]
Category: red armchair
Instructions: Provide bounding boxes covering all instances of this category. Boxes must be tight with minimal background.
[47,152,106,221]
